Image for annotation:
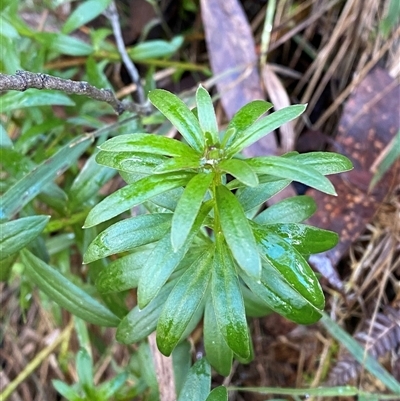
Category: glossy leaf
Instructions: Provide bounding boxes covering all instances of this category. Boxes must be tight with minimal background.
[254,195,317,224]
[0,215,49,260]
[212,237,250,358]
[0,91,75,113]
[116,280,177,344]
[69,153,116,209]
[241,284,272,318]
[177,358,211,401]
[154,155,202,173]
[224,100,272,147]
[96,247,152,293]
[196,85,218,144]
[253,223,339,255]
[255,231,325,310]
[206,386,228,401]
[219,159,258,187]
[0,137,90,220]
[99,133,198,158]
[171,172,214,251]
[149,89,205,153]
[84,171,195,227]
[247,156,336,195]
[129,36,184,61]
[216,185,261,278]
[62,0,111,34]
[236,178,291,211]
[285,151,353,175]
[137,233,189,308]
[96,150,167,174]
[204,298,233,376]
[138,204,211,308]
[84,213,172,263]
[150,187,183,211]
[226,105,306,156]
[241,263,322,325]
[21,250,120,327]
[156,250,213,356]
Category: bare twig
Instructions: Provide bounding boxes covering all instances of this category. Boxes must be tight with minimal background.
[0,70,149,116]
[104,1,147,106]
[148,332,176,401]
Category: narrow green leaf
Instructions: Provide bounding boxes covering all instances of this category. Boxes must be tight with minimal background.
[254,195,317,224]
[0,90,74,113]
[247,156,336,195]
[84,171,195,227]
[154,155,202,173]
[99,133,198,158]
[321,313,400,394]
[84,213,172,263]
[0,215,49,260]
[370,131,400,189]
[35,32,93,56]
[21,249,120,327]
[196,85,218,144]
[52,380,81,401]
[224,100,273,148]
[226,105,306,156]
[227,385,359,397]
[172,341,192,397]
[172,172,214,251]
[62,0,111,34]
[236,178,291,211]
[0,137,90,220]
[284,151,353,175]
[128,36,184,61]
[204,298,233,376]
[149,89,205,153]
[69,152,116,210]
[97,372,128,399]
[76,348,94,392]
[241,284,272,318]
[177,358,211,401]
[212,237,250,358]
[206,386,228,401]
[219,159,259,187]
[0,123,13,148]
[138,203,212,308]
[96,150,167,174]
[255,231,325,310]
[241,263,322,325]
[116,279,177,344]
[96,247,152,293]
[253,223,338,255]
[156,250,213,356]
[216,185,261,278]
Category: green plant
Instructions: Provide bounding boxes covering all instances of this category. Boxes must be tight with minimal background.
[79,85,352,375]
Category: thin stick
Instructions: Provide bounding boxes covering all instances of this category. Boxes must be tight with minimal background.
[259,0,276,67]
[148,332,176,401]
[0,319,74,401]
[104,1,147,107]
[0,71,148,115]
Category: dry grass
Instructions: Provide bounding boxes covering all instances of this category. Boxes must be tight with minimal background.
[2,0,399,399]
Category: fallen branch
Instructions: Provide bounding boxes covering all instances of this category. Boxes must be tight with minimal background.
[0,70,150,115]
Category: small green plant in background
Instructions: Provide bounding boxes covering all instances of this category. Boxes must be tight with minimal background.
[80,85,352,374]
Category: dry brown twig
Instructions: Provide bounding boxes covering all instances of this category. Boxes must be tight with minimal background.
[0,70,151,116]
